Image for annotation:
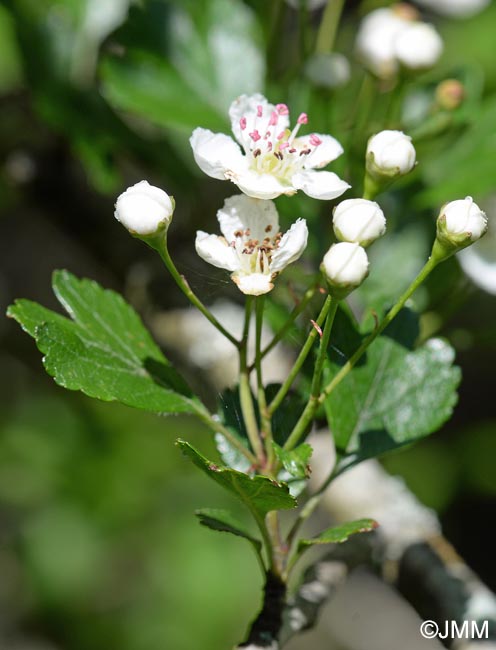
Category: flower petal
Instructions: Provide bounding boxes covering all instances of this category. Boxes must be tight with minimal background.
[195,231,239,271]
[299,134,344,169]
[232,272,274,296]
[229,93,290,143]
[217,194,279,243]
[271,219,309,273]
[226,169,295,200]
[291,170,350,200]
[190,128,246,180]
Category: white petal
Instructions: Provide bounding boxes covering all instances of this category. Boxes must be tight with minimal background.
[226,169,295,200]
[232,272,274,296]
[229,93,290,143]
[190,128,246,180]
[217,194,279,242]
[271,219,309,273]
[291,170,350,200]
[195,231,239,271]
[299,134,344,169]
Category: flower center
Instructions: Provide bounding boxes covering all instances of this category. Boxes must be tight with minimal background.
[237,103,322,180]
[229,225,283,276]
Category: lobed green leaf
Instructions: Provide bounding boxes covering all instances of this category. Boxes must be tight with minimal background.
[298,518,378,551]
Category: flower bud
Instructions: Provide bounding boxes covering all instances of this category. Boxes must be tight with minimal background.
[394,22,443,70]
[434,197,488,261]
[321,242,369,298]
[366,130,416,180]
[333,199,386,247]
[435,79,465,111]
[115,181,174,236]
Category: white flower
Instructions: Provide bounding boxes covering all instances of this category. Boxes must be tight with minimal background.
[356,7,442,78]
[190,93,350,200]
[394,22,443,70]
[114,181,174,235]
[333,199,386,247]
[441,197,488,242]
[321,242,369,292]
[367,130,416,177]
[414,0,490,18]
[195,194,308,296]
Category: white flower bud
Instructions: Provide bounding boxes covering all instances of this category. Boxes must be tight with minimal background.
[415,0,490,18]
[394,22,443,70]
[321,242,369,297]
[366,130,416,179]
[115,180,174,236]
[333,199,386,247]
[441,197,488,242]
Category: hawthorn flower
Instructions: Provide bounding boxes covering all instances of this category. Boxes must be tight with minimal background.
[321,242,369,297]
[114,180,174,235]
[333,199,386,247]
[195,194,308,296]
[190,93,350,201]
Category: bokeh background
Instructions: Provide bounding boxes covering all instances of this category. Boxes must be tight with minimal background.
[1,1,495,649]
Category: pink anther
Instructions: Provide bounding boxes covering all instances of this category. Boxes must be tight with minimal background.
[269,111,279,126]
[276,131,286,140]
[249,130,261,142]
[309,134,322,146]
[276,103,289,115]
[239,117,247,130]
[279,142,289,150]
[297,113,308,125]
[257,105,263,117]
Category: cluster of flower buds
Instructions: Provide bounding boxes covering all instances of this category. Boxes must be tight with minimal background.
[356,4,443,79]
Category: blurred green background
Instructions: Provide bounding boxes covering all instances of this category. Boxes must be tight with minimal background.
[1,1,495,648]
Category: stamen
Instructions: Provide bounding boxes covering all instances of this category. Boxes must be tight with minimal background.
[279,142,289,151]
[265,225,273,233]
[297,113,308,125]
[289,148,296,153]
[240,117,247,130]
[253,148,261,158]
[269,111,279,126]
[264,131,271,139]
[249,130,261,142]
[257,105,263,117]
[274,152,284,161]
[276,103,289,115]
[309,134,322,146]
[267,142,273,151]
[276,131,286,140]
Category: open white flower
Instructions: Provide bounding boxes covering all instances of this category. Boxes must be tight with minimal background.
[190,93,350,200]
[195,194,308,296]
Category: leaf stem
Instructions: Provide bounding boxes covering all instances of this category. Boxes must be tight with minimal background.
[254,284,318,369]
[191,402,257,466]
[315,0,345,55]
[318,255,439,409]
[240,297,265,463]
[255,297,274,470]
[156,242,239,347]
[267,295,332,416]
[282,297,338,452]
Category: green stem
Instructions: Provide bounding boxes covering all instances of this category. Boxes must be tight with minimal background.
[156,243,239,347]
[240,297,265,463]
[267,295,332,416]
[266,511,286,578]
[315,0,345,55]
[282,297,338,452]
[318,255,439,410]
[192,402,257,466]
[255,297,274,470]
[249,283,317,372]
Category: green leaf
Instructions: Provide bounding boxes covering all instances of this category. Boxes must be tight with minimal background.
[177,440,297,516]
[195,508,262,552]
[272,443,312,480]
[298,519,378,551]
[7,270,197,414]
[324,310,461,464]
[100,0,264,135]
